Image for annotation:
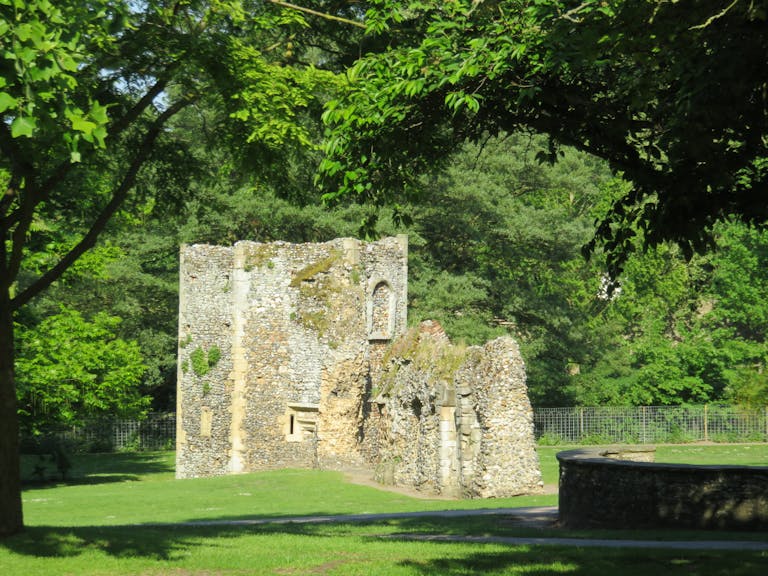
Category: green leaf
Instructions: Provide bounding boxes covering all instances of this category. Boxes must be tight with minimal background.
[89,101,109,125]
[91,125,107,147]
[0,92,17,113]
[57,52,78,72]
[11,115,36,137]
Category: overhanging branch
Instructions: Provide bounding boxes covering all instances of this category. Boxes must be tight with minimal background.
[11,97,192,311]
[267,0,366,29]
[3,75,176,233]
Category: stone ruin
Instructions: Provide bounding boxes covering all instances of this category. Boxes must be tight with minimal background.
[176,236,542,497]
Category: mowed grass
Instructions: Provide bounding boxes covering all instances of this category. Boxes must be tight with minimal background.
[656,443,768,466]
[5,522,768,576]
[19,452,554,527]
[1,445,766,575]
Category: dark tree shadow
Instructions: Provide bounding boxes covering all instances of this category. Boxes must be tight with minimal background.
[2,515,767,575]
[21,452,174,489]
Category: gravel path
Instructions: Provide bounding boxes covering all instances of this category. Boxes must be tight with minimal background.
[151,506,768,551]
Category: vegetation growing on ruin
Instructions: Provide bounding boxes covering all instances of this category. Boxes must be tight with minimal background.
[189,346,221,378]
[349,264,363,285]
[243,244,279,272]
[374,326,470,399]
[294,309,331,338]
[290,249,362,340]
[289,250,341,287]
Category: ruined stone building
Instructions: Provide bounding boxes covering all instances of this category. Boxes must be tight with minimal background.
[176,236,542,497]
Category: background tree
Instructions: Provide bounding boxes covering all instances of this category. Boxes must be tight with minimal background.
[568,222,768,408]
[366,131,768,408]
[15,306,148,433]
[404,133,612,404]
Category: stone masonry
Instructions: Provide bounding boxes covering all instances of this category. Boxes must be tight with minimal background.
[176,236,542,497]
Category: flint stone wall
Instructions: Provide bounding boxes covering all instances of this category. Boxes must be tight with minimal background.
[370,324,543,497]
[558,448,768,530]
[176,236,542,498]
[176,237,408,478]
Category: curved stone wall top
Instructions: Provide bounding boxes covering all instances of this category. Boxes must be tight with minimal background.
[557,447,768,530]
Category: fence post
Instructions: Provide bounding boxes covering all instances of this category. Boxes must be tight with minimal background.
[641,406,647,444]
[578,407,584,441]
[703,404,709,442]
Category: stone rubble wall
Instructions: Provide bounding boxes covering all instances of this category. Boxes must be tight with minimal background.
[177,237,408,479]
[370,323,543,498]
[176,245,235,478]
[461,338,543,498]
[176,237,542,499]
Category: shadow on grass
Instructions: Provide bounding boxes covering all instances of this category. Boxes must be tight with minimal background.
[21,452,174,489]
[2,516,768,575]
[2,522,336,561]
[22,475,143,488]
[395,548,768,576]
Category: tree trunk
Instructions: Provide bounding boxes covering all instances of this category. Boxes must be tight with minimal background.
[0,284,23,536]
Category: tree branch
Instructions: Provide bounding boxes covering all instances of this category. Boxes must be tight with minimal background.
[3,74,176,235]
[11,98,192,311]
[108,75,172,140]
[6,191,36,286]
[267,0,366,29]
[0,123,37,224]
[690,0,740,30]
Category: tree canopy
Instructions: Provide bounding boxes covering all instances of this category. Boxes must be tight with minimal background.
[320,0,768,275]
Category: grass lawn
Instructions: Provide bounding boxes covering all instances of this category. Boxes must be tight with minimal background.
[1,445,766,575]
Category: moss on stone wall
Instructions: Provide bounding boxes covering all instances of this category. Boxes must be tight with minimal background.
[375,325,470,399]
[243,244,278,272]
[289,250,359,339]
[190,346,221,377]
[289,250,341,287]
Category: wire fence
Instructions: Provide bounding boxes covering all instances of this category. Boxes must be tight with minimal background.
[21,405,768,453]
[22,413,177,453]
[534,405,768,445]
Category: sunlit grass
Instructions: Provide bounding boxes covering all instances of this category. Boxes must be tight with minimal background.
[655,443,768,466]
[536,442,768,485]
[20,452,555,527]
[4,446,767,575]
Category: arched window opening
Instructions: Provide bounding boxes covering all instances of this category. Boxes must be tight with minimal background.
[368,280,395,340]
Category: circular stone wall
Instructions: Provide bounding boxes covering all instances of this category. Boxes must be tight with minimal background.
[557,448,768,531]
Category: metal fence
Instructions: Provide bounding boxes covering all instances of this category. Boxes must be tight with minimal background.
[23,406,768,453]
[34,413,177,453]
[534,405,768,444]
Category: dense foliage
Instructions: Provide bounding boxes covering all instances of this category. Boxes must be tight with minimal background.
[403,135,768,408]
[320,0,768,276]
[35,129,768,412]
[15,307,147,432]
